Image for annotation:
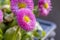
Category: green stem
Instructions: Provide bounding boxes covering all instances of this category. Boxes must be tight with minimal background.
[13,27,20,40]
[16,27,20,34]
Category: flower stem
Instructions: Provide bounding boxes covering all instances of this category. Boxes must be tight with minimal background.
[16,27,20,34]
[13,27,20,40]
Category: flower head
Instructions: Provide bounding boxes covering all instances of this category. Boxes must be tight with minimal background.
[16,8,36,31]
[10,0,34,14]
[0,10,3,23]
[38,0,52,16]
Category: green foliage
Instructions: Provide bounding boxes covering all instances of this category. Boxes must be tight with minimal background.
[4,0,10,5]
[33,30,40,38]
[41,31,46,37]
[0,23,6,31]
[0,29,3,40]
[34,6,39,17]
[9,18,17,27]
[4,26,21,40]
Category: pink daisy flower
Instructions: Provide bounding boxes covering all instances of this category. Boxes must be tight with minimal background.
[10,0,34,14]
[38,0,52,16]
[16,8,36,31]
[0,10,3,23]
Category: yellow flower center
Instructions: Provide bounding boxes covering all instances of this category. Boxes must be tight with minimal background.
[44,3,49,9]
[24,16,30,23]
[18,3,26,9]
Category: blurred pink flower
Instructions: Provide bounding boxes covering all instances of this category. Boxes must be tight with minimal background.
[11,0,34,14]
[0,10,3,23]
[16,8,36,31]
[38,0,52,16]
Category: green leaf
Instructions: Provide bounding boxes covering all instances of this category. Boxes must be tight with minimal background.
[33,30,40,38]
[34,6,39,17]
[34,6,38,9]
[0,23,6,31]
[21,30,27,40]
[10,18,17,27]
[0,29,3,40]
[3,0,10,5]
[4,26,21,40]
[41,31,46,37]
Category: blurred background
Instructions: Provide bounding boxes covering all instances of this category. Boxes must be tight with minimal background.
[34,0,60,40]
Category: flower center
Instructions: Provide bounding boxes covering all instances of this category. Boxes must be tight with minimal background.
[18,3,26,9]
[43,3,49,9]
[24,16,30,23]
